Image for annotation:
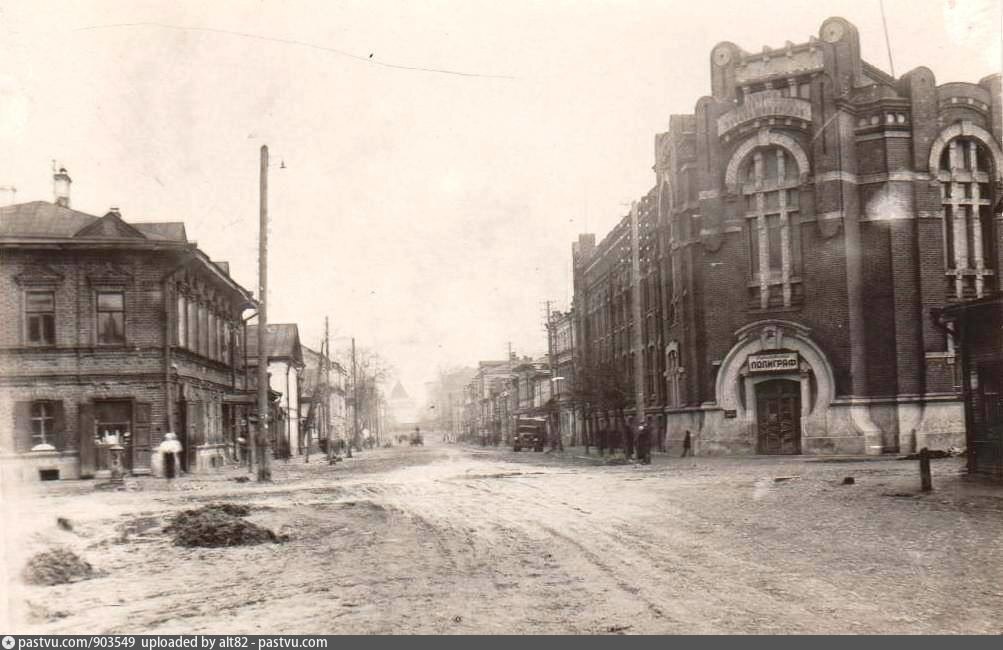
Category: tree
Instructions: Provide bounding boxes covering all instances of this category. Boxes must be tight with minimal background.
[335,345,393,450]
[569,358,633,456]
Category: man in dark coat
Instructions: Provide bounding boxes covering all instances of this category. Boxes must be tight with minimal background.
[681,429,693,457]
[636,423,652,465]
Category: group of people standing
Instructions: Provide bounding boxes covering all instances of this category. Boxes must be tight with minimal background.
[591,418,693,464]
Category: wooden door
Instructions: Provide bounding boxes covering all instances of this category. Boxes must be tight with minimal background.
[133,402,153,471]
[79,403,96,477]
[756,380,801,455]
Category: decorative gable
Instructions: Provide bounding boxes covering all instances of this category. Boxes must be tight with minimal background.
[73,212,148,240]
[87,261,134,287]
[14,264,65,287]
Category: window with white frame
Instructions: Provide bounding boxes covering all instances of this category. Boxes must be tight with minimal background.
[939,136,997,299]
[177,293,187,347]
[740,146,803,309]
[30,400,60,449]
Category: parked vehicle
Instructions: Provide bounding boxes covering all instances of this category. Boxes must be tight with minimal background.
[513,416,546,452]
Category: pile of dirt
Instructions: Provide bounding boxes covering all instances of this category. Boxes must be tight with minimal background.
[165,503,285,548]
[23,548,96,586]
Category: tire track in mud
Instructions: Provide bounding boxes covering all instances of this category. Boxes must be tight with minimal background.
[445,474,702,633]
[25,446,996,634]
[397,463,826,633]
[370,467,603,633]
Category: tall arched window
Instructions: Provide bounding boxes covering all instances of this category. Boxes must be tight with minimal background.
[666,347,681,408]
[740,146,803,309]
[939,137,997,299]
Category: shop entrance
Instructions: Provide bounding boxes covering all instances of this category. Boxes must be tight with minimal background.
[756,379,801,455]
[94,400,134,471]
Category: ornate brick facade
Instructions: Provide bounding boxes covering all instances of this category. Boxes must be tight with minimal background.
[572,17,1002,456]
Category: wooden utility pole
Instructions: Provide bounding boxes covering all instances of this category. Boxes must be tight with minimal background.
[256,145,272,482]
[325,317,335,464]
[350,337,358,457]
[630,200,645,456]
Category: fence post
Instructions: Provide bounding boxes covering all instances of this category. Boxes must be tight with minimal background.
[919,447,933,492]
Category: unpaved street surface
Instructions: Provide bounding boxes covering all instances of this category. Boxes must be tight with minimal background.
[3,443,1003,634]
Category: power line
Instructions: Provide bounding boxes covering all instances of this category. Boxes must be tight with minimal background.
[72,22,517,80]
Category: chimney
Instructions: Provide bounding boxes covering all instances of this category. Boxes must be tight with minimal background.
[53,168,72,208]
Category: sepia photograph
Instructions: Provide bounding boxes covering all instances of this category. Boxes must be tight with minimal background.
[1,0,1001,638]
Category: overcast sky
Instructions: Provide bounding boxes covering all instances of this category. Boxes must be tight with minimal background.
[1,0,999,404]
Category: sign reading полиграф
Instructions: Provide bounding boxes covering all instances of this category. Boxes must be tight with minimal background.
[748,352,799,373]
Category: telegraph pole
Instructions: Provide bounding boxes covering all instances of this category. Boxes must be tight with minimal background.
[256,145,272,482]
[325,317,335,464]
[350,337,359,457]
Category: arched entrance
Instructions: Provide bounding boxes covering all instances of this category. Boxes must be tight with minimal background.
[755,379,801,455]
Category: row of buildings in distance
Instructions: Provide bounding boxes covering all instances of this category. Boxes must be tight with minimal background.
[424,310,580,449]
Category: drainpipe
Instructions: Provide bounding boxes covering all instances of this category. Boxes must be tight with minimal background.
[286,363,292,455]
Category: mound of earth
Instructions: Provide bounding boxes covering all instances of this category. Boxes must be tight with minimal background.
[23,548,96,586]
[165,504,284,548]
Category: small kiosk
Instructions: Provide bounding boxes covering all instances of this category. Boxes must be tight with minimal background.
[936,295,1003,481]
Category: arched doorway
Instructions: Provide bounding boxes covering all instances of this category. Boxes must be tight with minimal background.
[755,379,801,455]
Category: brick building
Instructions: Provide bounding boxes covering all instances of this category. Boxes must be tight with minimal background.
[0,172,256,480]
[548,310,578,446]
[463,358,519,444]
[572,17,1003,456]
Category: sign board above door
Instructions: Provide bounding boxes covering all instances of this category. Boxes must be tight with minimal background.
[748,352,799,373]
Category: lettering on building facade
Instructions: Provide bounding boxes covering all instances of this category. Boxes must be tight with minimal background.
[747,352,800,373]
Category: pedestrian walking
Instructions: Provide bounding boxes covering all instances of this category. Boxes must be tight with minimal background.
[681,430,693,457]
[636,423,652,464]
[158,432,183,479]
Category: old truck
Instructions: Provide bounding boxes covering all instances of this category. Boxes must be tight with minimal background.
[513,416,547,452]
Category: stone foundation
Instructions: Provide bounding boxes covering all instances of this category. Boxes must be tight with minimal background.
[662,395,965,456]
[0,450,81,482]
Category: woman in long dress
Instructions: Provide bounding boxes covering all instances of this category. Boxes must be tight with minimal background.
[158,432,183,479]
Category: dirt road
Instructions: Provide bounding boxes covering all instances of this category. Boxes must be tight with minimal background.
[4,442,1002,634]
